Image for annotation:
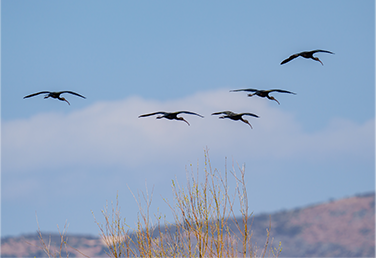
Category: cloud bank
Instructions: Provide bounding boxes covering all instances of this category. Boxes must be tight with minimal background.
[2,88,374,237]
[3,89,374,175]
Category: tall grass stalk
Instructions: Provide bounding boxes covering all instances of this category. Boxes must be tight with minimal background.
[97,149,282,257]
[32,214,89,258]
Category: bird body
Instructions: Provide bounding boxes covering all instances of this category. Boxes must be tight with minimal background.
[138,111,204,126]
[24,91,86,105]
[211,111,258,128]
[230,88,295,104]
[280,50,334,65]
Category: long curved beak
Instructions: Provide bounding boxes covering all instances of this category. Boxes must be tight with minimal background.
[314,57,324,65]
[269,96,280,105]
[243,119,253,129]
[181,118,190,126]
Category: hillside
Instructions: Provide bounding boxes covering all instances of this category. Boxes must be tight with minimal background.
[1,192,374,257]
[247,192,375,257]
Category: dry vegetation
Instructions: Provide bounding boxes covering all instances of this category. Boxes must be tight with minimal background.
[36,150,282,257]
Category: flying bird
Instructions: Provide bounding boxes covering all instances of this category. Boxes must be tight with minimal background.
[23,91,86,105]
[211,111,258,128]
[138,111,204,126]
[280,50,334,65]
[230,88,296,105]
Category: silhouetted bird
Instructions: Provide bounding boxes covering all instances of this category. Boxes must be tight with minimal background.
[280,50,334,65]
[138,111,204,126]
[230,88,296,105]
[23,91,86,105]
[211,111,258,128]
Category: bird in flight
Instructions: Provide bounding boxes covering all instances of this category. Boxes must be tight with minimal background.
[138,111,204,126]
[211,111,258,128]
[23,91,86,105]
[230,88,296,105]
[280,50,334,65]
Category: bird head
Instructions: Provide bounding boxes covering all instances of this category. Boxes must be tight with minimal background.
[313,57,324,65]
[269,96,280,105]
[241,118,253,129]
[177,117,190,126]
[61,97,70,105]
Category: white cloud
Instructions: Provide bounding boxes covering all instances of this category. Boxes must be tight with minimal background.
[2,89,374,175]
[2,89,374,236]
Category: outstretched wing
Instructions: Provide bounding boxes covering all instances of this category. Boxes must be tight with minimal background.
[138,111,167,118]
[211,111,234,116]
[176,111,204,118]
[312,50,334,55]
[269,89,296,94]
[241,112,259,118]
[230,88,258,93]
[60,91,86,99]
[280,53,300,65]
[23,91,51,99]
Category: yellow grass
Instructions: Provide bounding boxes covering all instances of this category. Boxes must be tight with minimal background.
[36,150,282,257]
[93,149,282,257]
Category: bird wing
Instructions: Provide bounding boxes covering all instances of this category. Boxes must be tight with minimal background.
[230,88,258,92]
[312,50,334,55]
[138,112,167,118]
[280,53,299,65]
[23,91,51,99]
[176,111,204,118]
[60,91,86,99]
[269,89,296,94]
[241,113,259,118]
[211,111,234,116]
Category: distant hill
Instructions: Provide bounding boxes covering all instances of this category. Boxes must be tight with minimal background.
[248,192,375,257]
[1,192,374,257]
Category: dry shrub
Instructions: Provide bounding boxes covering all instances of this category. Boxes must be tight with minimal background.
[95,149,282,258]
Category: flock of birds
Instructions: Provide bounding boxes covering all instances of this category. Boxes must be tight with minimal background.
[24,50,333,128]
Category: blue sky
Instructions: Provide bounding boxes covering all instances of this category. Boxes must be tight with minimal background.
[1,1,375,237]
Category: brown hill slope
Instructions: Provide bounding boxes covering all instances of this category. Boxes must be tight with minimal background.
[1,192,374,257]
[248,192,375,257]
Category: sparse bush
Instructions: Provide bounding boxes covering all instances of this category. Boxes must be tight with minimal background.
[94,149,282,257]
[33,215,89,258]
[36,150,282,257]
